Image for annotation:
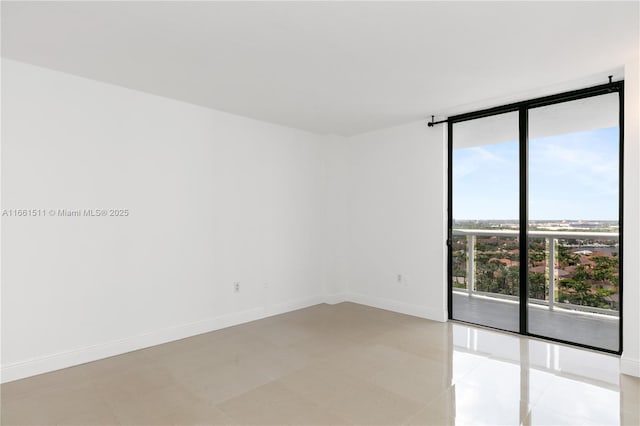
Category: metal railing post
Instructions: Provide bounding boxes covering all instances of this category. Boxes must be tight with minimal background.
[548,237,555,311]
[467,234,475,296]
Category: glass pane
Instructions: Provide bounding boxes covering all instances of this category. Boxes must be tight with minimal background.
[527,93,619,351]
[451,111,520,332]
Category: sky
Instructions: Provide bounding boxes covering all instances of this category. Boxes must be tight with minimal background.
[452,127,619,221]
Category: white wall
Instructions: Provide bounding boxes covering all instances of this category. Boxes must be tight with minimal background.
[621,54,640,377]
[320,135,350,303]
[343,121,448,321]
[1,59,328,382]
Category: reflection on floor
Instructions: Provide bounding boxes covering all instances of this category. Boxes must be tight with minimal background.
[2,302,637,425]
[452,292,619,351]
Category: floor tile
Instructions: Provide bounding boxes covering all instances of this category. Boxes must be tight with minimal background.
[217,381,347,425]
[1,383,117,426]
[321,381,423,425]
[173,359,274,405]
[364,355,452,405]
[1,302,634,426]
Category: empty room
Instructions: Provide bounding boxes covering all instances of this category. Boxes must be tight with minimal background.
[1,1,639,425]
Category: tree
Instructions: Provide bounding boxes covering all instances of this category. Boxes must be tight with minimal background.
[529,272,546,300]
[557,244,579,267]
[591,256,617,283]
[528,241,545,268]
[559,278,589,306]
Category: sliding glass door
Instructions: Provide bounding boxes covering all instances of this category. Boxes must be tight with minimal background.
[527,93,620,351]
[448,82,623,354]
[451,112,520,332]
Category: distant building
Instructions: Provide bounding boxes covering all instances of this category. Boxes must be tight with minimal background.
[574,250,593,256]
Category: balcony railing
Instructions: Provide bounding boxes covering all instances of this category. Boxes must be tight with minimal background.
[452,229,619,317]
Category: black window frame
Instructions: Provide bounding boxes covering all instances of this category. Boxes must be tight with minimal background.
[446,80,624,355]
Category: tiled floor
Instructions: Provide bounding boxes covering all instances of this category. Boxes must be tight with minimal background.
[1,302,638,425]
[452,292,619,351]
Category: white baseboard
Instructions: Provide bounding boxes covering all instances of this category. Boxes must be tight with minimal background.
[324,292,349,305]
[621,354,640,377]
[346,292,448,322]
[1,293,446,383]
[0,295,324,384]
[263,295,327,318]
[5,288,632,382]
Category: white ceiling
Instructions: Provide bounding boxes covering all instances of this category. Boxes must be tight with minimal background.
[2,1,638,136]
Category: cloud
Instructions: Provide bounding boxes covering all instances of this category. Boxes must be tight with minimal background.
[453,142,516,180]
[453,127,619,220]
[530,128,618,197]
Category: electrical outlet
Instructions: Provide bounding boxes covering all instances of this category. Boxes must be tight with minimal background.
[397,274,403,283]
[234,282,240,293]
